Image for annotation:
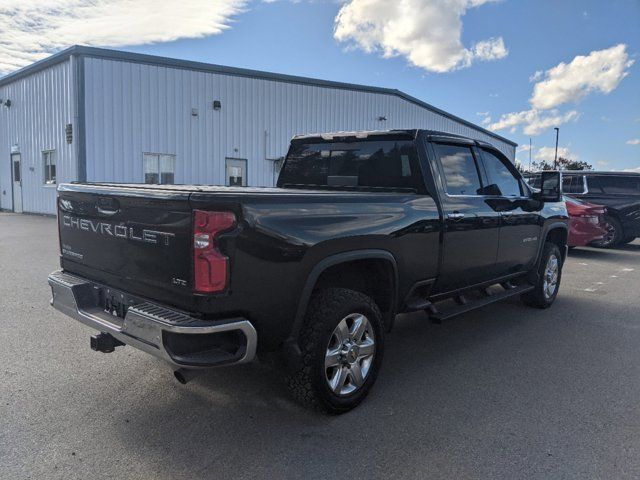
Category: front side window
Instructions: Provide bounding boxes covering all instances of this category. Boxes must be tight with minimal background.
[435,144,482,196]
[480,149,522,196]
[278,138,422,191]
[144,153,175,184]
[43,150,56,185]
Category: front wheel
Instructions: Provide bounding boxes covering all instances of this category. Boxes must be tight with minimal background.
[285,288,384,414]
[521,242,563,308]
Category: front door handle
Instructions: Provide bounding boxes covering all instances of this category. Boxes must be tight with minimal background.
[447,212,465,220]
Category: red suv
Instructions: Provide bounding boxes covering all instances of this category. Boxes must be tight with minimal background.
[564,196,607,248]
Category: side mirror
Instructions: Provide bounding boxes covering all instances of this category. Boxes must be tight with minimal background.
[532,171,561,202]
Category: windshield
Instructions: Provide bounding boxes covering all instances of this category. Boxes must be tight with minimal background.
[278,139,423,192]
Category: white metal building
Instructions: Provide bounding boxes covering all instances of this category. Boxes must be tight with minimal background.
[0,46,517,215]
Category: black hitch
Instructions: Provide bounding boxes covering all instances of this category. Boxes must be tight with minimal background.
[90,332,125,353]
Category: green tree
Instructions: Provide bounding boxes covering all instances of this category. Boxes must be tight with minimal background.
[530,157,592,171]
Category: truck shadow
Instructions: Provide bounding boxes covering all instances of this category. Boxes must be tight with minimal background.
[105,292,633,479]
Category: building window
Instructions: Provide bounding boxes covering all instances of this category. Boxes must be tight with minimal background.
[43,150,56,185]
[143,153,175,184]
[226,158,247,186]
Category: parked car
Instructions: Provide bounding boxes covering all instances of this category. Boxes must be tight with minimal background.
[526,171,640,247]
[564,195,607,248]
[48,130,568,413]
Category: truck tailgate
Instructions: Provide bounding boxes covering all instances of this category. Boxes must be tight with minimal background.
[57,184,194,304]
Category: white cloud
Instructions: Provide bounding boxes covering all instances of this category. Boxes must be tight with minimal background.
[487,44,633,136]
[623,166,640,173]
[472,37,508,62]
[600,116,612,122]
[530,44,635,110]
[516,144,533,153]
[626,139,640,145]
[488,109,579,136]
[596,160,611,167]
[535,146,578,162]
[0,0,247,74]
[333,0,507,73]
[529,70,543,82]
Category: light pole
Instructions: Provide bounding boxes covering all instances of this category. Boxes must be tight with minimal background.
[553,127,559,170]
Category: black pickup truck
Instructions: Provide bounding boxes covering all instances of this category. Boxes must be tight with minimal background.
[49,129,568,413]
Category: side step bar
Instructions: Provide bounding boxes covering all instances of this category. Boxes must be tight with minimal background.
[429,284,534,322]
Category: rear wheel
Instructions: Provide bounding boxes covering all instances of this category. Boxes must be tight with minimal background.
[619,236,636,245]
[285,288,384,414]
[591,216,623,248]
[521,242,563,308]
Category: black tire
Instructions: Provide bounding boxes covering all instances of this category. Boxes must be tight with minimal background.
[285,288,384,414]
[521,242,563,308]
[591,216,623,248]
[619,236,636,245]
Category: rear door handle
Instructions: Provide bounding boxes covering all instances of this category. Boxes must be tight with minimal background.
[447,212,465,220]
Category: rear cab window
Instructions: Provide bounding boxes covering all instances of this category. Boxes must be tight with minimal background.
[278,135,425,193]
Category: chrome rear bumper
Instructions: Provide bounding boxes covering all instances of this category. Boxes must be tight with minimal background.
[48,270,257,367]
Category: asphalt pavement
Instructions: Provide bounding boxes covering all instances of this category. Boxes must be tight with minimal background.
[1,212,639,479]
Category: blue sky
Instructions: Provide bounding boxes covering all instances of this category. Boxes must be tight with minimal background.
[3,0,639,170]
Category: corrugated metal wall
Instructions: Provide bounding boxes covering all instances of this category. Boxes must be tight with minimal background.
[0,59,76,214]
[84,58,515,188]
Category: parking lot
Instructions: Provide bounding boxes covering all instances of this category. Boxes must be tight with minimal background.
[1,211,639,479]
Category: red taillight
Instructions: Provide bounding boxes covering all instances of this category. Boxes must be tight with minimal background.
[193,210,236,293]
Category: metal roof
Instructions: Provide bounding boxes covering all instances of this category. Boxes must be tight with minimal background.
[0,45,517,147]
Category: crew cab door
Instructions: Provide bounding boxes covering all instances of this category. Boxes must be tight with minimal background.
[477,147,542,274]
[430,140,500,291]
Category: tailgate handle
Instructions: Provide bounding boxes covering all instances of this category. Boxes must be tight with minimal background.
[96,198,120,216]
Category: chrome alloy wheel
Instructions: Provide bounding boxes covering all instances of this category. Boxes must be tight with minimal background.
[325,313,376,396]
[543,254,559,299]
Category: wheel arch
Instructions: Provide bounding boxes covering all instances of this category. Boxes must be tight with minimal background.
[289,250,399,342]
[539,223,569,263]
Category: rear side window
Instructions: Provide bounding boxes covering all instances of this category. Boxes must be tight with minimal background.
[480,149,522,196]
[588,175,640,194]
[562,175,585,194]
[434,144,482,196]
[278,139,422,191]
[527,174,542,189]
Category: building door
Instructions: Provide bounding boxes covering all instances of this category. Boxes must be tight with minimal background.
[11,153,23,213]
[226,158,247,186]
